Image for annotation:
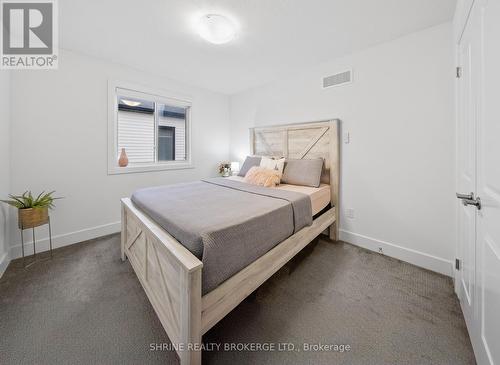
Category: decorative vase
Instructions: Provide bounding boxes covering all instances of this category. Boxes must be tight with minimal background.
[222,167,231,177]
[18,207,49,229]
[118,148,129,167]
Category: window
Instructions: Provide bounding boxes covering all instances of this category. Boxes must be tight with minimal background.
[108,81,192,174]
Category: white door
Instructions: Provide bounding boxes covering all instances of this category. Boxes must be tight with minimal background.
[456,1,478,336]
[456,1,500,364]
[476,1,500,364]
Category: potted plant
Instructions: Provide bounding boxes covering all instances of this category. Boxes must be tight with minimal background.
[1,191,61,229]
[218,162,232,177]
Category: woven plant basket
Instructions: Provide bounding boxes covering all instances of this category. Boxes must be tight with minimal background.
[18,207,49,229]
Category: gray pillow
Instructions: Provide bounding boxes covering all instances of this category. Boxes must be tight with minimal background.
[281,158,324,187]
[238,156,262,177]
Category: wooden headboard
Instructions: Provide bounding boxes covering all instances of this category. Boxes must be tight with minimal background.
[250,120,340,239]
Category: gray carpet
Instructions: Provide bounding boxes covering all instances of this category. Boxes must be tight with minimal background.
[0,234,475,365]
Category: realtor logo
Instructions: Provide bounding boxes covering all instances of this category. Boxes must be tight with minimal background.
[1,0,58,69]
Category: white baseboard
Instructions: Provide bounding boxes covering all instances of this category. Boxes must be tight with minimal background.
[339,229,454,277]
[9,221,121,260]
[6,223,453,278]
[0,251,10,278]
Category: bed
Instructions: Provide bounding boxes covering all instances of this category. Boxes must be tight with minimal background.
[120,120,340,365]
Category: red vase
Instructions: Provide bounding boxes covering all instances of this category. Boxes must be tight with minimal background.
[118,148,129,167]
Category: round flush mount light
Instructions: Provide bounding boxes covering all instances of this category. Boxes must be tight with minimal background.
[197,14,236,44]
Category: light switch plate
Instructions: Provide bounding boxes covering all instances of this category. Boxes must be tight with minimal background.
[343,131,350,144]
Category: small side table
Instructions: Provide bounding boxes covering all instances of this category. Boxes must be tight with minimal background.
[19,211,53,268]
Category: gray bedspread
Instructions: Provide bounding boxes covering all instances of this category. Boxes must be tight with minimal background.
[131,177,312,294]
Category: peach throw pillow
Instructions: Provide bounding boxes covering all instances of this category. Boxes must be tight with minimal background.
[244,166,281,187]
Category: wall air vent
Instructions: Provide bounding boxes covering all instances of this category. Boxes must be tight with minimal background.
[322,69,352,89]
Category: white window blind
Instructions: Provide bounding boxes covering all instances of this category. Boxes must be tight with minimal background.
[117,110,155,163]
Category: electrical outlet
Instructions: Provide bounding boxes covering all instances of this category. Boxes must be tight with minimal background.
[345,208,355,219]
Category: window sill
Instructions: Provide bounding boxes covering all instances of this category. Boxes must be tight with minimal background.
[108,161,194,175]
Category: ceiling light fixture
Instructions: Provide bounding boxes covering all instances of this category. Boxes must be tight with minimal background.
[197,14,236,45]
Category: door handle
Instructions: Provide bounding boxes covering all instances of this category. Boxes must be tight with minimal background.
[456,192,474,200]
[462,196,481,210]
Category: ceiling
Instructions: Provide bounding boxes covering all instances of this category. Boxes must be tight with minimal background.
[60,0,456,94]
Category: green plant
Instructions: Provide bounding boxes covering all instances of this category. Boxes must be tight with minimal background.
[0,191,61,210]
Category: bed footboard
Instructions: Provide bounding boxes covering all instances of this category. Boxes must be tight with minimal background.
[121,198,203,365]
[121,199,336,365]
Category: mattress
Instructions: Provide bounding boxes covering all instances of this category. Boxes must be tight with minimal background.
[228,176,331,215]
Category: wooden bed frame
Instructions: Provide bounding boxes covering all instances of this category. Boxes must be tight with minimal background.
[121,119,340,365]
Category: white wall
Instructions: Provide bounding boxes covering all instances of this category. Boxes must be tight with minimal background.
[5,24,456,277]
[229,23,456,276]
[8,50,230,257]
[0,70,11,275]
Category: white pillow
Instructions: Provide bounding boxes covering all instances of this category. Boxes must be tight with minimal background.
[260,157,285,175]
